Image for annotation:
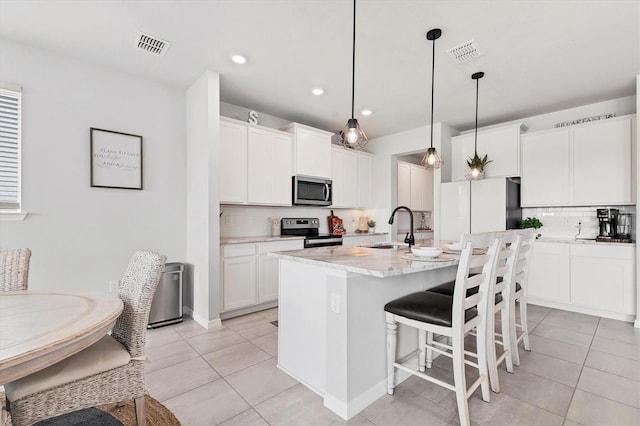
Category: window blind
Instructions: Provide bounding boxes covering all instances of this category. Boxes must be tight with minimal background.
[0,87,21,210]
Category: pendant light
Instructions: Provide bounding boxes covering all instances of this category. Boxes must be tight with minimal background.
[467,71,490,180]
[421,28,442,169]
[341,0,368,150]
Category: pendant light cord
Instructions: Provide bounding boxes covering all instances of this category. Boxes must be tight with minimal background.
[351,0,356,120]
[429,34,435,149]
[474,76,479,157]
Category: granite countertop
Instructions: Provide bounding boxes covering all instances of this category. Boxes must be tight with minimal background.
[342,232,389,237]
[220,235,305,245]
[269,245,458,278]
[537,237,635,247]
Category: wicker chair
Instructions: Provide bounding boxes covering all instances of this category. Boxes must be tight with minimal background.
[0,248,32,291]
[5,250,166,426]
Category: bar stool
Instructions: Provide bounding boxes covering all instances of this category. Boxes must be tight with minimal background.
[510,228,535,365]
[384,237,501,426]
[426,231,521,392]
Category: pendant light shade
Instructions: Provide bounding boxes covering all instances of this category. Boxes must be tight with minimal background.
[466,71,488,180]
[341,0,368,150]
[421,28,442,170]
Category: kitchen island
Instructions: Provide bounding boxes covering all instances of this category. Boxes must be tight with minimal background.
[270,244,459,420]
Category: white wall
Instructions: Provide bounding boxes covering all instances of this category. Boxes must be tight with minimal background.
[0,39,186,292]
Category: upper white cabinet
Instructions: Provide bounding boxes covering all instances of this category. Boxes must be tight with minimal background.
[397,161,433,212]
[282,123,333,179]
[521,128,571,206]
[220,117,293,206]
[521,115,636,207]
[572,118,633,205]
[331,146,374,208]
[220,119,248,203]
[247,127,293,205]
[451,123,527,182]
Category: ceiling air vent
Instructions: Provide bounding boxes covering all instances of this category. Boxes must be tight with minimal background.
[135,32,171,56]
[447,40,482,64]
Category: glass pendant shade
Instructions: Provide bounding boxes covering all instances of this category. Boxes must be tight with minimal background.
[341,118,368,149]
[422,147,442,170]
[466,166,484,180]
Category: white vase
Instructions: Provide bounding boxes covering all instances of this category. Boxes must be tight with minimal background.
[368,227,375,234]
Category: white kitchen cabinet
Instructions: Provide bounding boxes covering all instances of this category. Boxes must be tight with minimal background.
[521,115,635,207]
[331,146,374,208]
[282,122,333,179]
[521,128,571,207]
[440,178,520,242]
[527,242,571,304]
[221,117,293,206]
[451,123,526,182]
[569,244,635,315]
[220,119,248,204]
[247,127,293,205]
[572,118,634,205]
[221,239,304,317]
[397,160,433,211]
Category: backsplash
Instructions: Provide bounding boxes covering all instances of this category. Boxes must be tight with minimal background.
[220,205,377,237]
[522,206,636,240]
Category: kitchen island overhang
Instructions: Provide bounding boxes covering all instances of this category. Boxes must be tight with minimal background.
[270,245,459,420]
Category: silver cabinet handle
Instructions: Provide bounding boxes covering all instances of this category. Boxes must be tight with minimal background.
[324,183,330,202]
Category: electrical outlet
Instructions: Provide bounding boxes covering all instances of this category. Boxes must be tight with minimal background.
[330,293,341,313]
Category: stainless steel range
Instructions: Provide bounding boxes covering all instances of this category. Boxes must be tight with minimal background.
[281,218,343,248]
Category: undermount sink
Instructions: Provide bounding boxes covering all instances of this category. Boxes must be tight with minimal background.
[360,242,409,250]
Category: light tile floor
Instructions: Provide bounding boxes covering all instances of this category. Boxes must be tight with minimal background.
[144,305,640,426]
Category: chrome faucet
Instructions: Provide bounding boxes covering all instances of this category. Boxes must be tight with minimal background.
[388,206,415,247]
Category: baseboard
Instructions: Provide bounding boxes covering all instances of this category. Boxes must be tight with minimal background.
[634,318,640,328]
[323,369,412,420]
[527,298,635,323]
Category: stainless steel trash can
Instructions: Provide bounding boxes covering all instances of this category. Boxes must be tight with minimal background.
[148,262,184,328]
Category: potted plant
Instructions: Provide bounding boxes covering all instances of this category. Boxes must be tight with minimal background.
[466,153,492,180]
[367,219,376,234]
[521,217,543,239]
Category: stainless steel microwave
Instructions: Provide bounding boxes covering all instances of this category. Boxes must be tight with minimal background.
[292,175,332,206]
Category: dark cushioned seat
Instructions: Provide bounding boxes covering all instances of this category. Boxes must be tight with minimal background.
[427,277,503,304]
[384,291,477,327]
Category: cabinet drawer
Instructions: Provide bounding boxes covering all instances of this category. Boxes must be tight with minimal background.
[570,244,635,259]
[532,242,570,256]
[223,243,257,257]
[258,240,304,254]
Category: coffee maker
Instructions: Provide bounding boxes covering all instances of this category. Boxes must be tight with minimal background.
[596,208,619,241]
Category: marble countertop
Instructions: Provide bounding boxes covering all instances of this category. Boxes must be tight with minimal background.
[269,244,458,278]
[537,237,635,247]
[220,235,305,245]
[342,232,389,237]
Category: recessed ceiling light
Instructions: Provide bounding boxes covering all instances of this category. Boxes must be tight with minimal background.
[311,88,324,96]
[361,109,372,116]
[231,55,247,64]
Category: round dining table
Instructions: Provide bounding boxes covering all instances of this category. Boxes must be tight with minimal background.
[0,290,124,384]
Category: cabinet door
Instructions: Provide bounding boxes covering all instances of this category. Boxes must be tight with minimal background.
[417,167,433,211]
[410,166,423,211]
[220,120,248,203]
[331,147,358,207]
[569,245,635,315]
[269,132,293,205]
[247,128,293,205]
[223,255,256,311]
[357,153,374,208]
[295,127,331,178]
[258,254,279,303]
[478,126,520,178]
[471,178,506,233]
[440,181,470,242]
[572,118,633,205]
[521,129,571,206]
[451,134,475,182]
[397,162,411,207]
[527,243,570,303]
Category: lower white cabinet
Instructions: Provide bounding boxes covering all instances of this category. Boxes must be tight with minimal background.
[528,242,571,303]
[221,239,304,315]
[527,241,636,320]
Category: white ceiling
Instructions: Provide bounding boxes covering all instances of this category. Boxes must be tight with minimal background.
[1,0,638,139]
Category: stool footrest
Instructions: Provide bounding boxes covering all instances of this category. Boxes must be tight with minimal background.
[394,362,455,392]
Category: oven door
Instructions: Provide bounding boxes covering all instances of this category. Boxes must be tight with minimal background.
[293,175,332,206]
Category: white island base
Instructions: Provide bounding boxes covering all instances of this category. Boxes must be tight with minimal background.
[277,256,457,420]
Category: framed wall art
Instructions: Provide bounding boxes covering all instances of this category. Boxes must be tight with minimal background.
[90,128,143,190]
